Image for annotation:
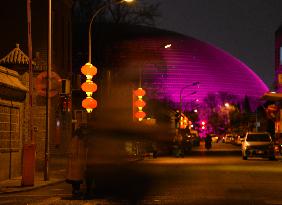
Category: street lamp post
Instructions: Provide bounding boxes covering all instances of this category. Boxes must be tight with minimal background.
[179,82,200,115]
[88,0,134,63]
[81,0,134,113]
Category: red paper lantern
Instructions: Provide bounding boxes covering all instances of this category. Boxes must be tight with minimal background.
[81,81,97,93]
[82,97,97,113]
[81,63,97,77]
[135,111,146,119]
[135,99,146,108]
[134,88,146,97]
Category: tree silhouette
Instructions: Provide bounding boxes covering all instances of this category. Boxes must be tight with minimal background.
[73,0,160,26]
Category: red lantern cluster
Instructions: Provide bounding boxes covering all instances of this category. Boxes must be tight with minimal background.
[134,87,146,121]
[80,62,98,113]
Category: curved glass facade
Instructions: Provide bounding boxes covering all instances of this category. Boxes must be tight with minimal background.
[116,35,268,110]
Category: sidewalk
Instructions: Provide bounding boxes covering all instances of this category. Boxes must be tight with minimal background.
[0,156,67,195]
[0,168,66,194]
[0,156,142,195]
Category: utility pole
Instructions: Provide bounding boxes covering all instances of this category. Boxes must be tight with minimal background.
[44,0,52,181]
[22,0,35,186]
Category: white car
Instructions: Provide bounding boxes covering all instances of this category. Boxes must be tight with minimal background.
[241,132,275,160]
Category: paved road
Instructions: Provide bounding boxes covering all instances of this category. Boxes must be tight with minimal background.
[1,143,282,205]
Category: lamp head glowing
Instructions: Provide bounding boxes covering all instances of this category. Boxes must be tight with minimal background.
[164,44,171,49]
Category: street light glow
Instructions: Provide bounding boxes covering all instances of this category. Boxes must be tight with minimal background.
[165,44,172,48]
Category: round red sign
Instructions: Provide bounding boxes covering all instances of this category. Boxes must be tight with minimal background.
[35,71,62,97]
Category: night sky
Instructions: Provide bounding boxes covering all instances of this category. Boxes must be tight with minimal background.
[155,0,282,89]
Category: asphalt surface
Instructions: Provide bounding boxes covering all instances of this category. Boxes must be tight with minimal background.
[1,142,282,205]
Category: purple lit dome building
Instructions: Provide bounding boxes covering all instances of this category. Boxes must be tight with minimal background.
[110,26,269,111]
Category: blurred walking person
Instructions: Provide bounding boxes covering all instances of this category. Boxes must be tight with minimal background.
[205,134,212,150]
[66,125,88,198]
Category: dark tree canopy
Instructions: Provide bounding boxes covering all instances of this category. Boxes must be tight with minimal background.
[73,0,161,26]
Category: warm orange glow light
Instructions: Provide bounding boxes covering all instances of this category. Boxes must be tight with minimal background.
[81,80,97,97]
[135,111,146,120]
[81,62,97,79]
[135,99,146,108]
[82,97,97,113]
[134,88,146,97]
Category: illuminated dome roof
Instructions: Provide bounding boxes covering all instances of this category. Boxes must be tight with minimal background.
[113,32,269,109]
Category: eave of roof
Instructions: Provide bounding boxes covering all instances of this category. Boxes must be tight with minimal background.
[0,66,28,92]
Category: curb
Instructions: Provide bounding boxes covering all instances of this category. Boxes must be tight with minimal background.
[0,179,65,195]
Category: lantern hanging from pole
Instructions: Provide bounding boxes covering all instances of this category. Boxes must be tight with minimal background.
[81,62,97,80]
[135,111,146,121]
[81,62,98,113]
[81,80,97,97]
[134,87,146,121]
[82,97,97,113]
[135,99,146,110]
[134,87,146,98]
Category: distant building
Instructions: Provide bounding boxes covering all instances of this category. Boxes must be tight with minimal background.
[91,24,268,113]
[72,24,268,135]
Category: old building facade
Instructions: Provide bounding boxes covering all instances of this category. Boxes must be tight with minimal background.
[0,0,73,181]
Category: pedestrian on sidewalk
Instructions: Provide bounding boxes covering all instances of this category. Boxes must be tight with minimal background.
[205,134,212,150]
[65,125,88,198]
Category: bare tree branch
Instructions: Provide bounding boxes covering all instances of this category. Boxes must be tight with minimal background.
[73,0,161,26]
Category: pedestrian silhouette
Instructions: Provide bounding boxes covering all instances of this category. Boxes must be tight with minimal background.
[66,125,88,198]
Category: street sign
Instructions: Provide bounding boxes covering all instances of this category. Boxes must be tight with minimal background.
[35,71,61,97]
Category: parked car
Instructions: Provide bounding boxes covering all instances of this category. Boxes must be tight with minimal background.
[224,134,233,143]
[210,134,219,143]
[241,132,275,160]
[230,134,237,144]
[190,130,200,146]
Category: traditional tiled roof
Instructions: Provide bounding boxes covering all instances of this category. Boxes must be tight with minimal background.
[0,44,35,65]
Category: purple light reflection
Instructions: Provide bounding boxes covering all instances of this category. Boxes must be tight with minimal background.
[136,36,269,109]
